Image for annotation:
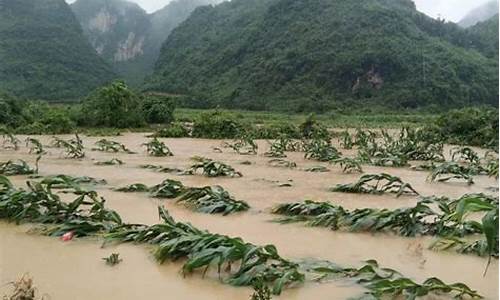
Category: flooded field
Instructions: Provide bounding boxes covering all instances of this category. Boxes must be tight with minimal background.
[0,133,498,299]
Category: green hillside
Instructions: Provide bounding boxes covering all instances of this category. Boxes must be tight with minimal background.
[146,0,498,112]
[0,0,116,100]
[458,0,499,28]
[71,0,220,86]
[467,15,499,59]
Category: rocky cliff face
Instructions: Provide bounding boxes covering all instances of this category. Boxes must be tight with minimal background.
[0,0,116,100]
[71,0,222,85]
[71,0,150,64]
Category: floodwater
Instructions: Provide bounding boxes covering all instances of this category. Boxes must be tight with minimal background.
[0,133,498,299]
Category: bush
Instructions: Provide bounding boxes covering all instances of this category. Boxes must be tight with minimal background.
[40,110,75,134]
[151,122,190,138]
[80,81,145,128]
[250,123,300,139]
[433,107,498,148]
[299,114,330,140]
[141,95,175,124]
[192,111,244,139]
[0,93,26,127]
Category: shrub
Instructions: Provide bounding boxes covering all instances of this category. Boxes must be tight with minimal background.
[251,123,300,139]
[433,107,498,148]
[40,110,75,134]
[192,111,243,139]
[80,81,145,128]
[0,93,25,127]
[299,114,330,140]
[150,122,190,138]
[141,95,175,124]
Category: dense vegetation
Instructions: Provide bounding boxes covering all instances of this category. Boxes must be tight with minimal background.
[0,0,115,100]
[0,82,175,133]
[1,82,498,149]
[466,15,499,59]
[147,0,498,112]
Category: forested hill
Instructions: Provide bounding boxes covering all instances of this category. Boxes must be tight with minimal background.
[146,0,498,112]
[71,0,221,86]
[458,1,499,28]
[0,0,116,100]
[467,15,499,59]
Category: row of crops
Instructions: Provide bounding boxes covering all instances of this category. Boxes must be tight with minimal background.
[0,128,498,299]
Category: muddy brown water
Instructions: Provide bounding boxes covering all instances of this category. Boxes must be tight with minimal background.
[0,134,498,299]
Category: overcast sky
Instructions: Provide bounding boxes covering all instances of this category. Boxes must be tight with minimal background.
[65,0,494,22]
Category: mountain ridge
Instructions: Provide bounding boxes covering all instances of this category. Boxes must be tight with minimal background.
[458,1,499,28]
[71,0,221,86]
[145,0,498,111]
[0,0,116,100]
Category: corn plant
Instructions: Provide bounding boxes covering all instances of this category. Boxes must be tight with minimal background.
[272,200,438,237]
[93,139,135,154]
[185,156,242,177]
[39,174,107,190]
[49,136,66,148]
[263,147,286,158]
[0,157,40,176]
[268,135,302,153]
[149,179,185,198]
[223,137,258,155]
[105,207,303,295]
[451,147,481,165]
[25,138,46,155]
[385,127,445,162]
[303,139,341,162]
[338,130,353,149]
[115,178,249,215]
[178,186,250,215]
[139,164,184,174]
[272,194,498,258]
[268,159,297,168]
[354,128,444,163]
[114,183,150,193]
[427,162,477,185]
[304,259,481,299]
[430,194,499,263]
[250,278,272,300]
[0,176,121,237]
[370,153,409,167]
[430,237,492,258]
[487,159,499,178]
[143,138,173,157]
[103,253,122,266]
[331,157,363,173]
[303,166,329,172]
[99,205,479,298]
[2,132,20,150]
[54,134,85,159]
[94,158,124,166]
[330,173,418,197]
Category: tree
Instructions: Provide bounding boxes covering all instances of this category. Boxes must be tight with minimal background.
[141,95,175,124]
[80,81,145,128]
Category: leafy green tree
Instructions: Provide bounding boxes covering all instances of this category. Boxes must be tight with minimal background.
[80,81,145,128]
[0,92,25,127]
[141,95,175,124]
[192,111,243,139]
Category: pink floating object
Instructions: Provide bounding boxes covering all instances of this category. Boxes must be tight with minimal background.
[61,231,75,241]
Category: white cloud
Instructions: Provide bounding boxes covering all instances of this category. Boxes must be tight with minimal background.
[413,0,494,22]
[65,0,172,13]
